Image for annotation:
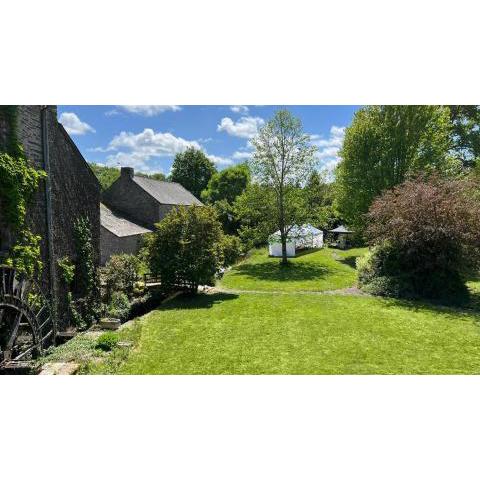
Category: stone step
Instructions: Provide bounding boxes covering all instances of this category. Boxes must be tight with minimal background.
[39,362,79,375]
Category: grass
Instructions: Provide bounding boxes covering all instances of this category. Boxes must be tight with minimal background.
[219,247,367,292]
[40,321,142,374]
[45,245,480,375]
[109,292,480,374]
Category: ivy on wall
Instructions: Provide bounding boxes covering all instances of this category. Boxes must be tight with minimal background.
[72,216,100,329]
[0,106,46,277]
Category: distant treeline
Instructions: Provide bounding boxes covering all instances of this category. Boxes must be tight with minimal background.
[89,163,166,191]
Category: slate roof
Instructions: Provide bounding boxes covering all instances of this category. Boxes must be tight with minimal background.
[100,203,152,238]
[132,176,203,206]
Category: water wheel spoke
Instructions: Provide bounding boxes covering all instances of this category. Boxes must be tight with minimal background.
[13,344,36,362]
[6,311,23,350]
[0,266,54,369]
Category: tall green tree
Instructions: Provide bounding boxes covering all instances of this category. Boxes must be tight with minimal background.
[448,105,480,168]
[249,110,317,264]
[335,105,458,231]
[303,171,340,230]
[201,163,251,234]
[233,184,278,248]
[170,147,216,198]
[201,163,250,204]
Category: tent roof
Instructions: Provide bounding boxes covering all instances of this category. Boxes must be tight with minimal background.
[270,224,322,239]
[329,225,353,234]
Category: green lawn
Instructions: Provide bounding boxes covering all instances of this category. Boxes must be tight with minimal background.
[219,247,367,292]
[78,245,480,375]
[112,293,480,374]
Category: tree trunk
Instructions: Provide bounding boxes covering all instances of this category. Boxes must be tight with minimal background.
[280,232,288,265]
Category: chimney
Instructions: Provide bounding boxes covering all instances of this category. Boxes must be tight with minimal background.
[121,167,134,179]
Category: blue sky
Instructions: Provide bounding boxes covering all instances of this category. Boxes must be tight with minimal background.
[57,105,360,176]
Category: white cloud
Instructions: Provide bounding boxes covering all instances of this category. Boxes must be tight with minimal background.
[108,128,200,155]
[105,151,153,172]
[207,154,233,166]
[118,105,182,116]
[230,105,249,114]
[232,150,252,161]
[103,128,201,172]
[310,125,346,177]
[101,128,231,173]
[59,112,95,135]
[217,116,264,139]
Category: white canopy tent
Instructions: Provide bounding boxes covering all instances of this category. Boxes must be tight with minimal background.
[268,224,324,257]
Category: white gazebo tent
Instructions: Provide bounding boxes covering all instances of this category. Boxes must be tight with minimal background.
[268,224,324,257]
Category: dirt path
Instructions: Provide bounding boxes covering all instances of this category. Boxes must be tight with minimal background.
[208,285,369,297]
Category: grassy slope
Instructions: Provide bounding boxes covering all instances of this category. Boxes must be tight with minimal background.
[116,293,480,374]
[80,246,480,375]
[219,247,367,292]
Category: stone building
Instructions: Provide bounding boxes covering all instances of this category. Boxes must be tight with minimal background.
[100,203,152,265]
[0,106,101,331]
[100,167,202,264]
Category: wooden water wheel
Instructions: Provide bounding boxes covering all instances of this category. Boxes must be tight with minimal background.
[0,266,55,368]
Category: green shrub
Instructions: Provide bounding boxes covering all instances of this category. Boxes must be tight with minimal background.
[360,176,480,303]
[96,332,118,352]
[220,234,243,267]
[128,290,166,318]
[357,242,467,302]
[101,254,142,301]
[148,205,224,293]
[107,292,131,321]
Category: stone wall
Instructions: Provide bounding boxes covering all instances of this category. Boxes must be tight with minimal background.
[158,203,177,222]
[100,226,144,265]
[0,106,101,330]
[102,169,160,228]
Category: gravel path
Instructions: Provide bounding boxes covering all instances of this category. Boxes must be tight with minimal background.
[208,285,369,297]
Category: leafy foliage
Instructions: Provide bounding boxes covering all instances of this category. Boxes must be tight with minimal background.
[303,171,340,230]
[73,216,100,328]
[0,107,46,279]
[233,184,278,248]
[335,105,458,232]
[448,105,480,168]
[359,176,480,301]
[95,331,118,352]
[5,230,43,277]
[219,234,243,267]
[101,253,141,301]
[234,182,311,251]
[170,147,216,198]
[201,163,250,204]
[57,256,75,284]
[148,205,224,293]
[106,291,131,321]
[0,151,46,229]
[249,110,317,263]
[201,163,251,234]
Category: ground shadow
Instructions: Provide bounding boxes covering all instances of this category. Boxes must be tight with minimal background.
[293,248,322,258]
[233,261,331,283]
[336,255,358,269]
[159,292,239,311]
[379,293,480,319]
